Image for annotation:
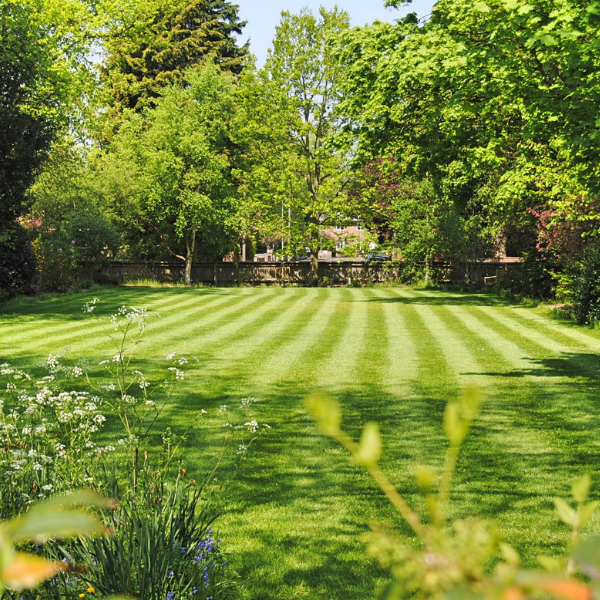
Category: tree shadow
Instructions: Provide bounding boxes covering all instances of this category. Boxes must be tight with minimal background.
[367,293,517,307]
[465,353,600,381]
[0,286,230,322]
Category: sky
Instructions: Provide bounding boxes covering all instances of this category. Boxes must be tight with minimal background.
[236,0,437,66]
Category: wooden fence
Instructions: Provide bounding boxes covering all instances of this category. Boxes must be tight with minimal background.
[93,260,522,287]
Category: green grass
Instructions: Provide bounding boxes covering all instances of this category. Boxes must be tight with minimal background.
[3,286,600,599]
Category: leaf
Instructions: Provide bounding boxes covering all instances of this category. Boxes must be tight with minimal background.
[305,393,342,437]
[414,465,436,491]
[538,555,564,573]
[2,553,65,590]
[500,542,521,567]
[460,386,483,422]
[10,510,108,543]
[573,535,600,576]
[474,2,491,12]
[533,579,591,600]
[572,474,592,504]
[554,498,577,527]
[578,501,599,528]
[356,422,382,466]
[501,588,526,600]
[540,34,557,46]
[443,401,466,445]
[39,490,115,511]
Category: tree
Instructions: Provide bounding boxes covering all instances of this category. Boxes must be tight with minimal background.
[236,7,351,281]
[338,0,600,271]
[100,0,248,111]
[107,63,238,285]
[0,0,95,294]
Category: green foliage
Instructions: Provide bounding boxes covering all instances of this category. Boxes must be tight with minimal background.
[235,7,353,275]
[99,0,248,111]
[0,491,109,596]
[573,242,600,326]
[0,299,246,599]
[70,211,121,271]
[337,0,600,293]
[104,63,238,283]
[69,467,231,600]
[0,0,93,226]
[0,223,36,298]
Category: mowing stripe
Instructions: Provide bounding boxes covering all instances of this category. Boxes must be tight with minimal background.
[140,288,296,358]
[168,288,335,409]
[0,290,248,356]
[409,294,599,502]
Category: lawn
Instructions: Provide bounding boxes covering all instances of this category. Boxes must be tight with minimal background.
[2,286,600,600]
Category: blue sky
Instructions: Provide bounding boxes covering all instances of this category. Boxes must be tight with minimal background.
[236,0,437,66]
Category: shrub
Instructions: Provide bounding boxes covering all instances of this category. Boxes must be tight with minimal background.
[0,222,36,298]
[33,210,121,292]
[0,357,112,518]
[32,229,76,292]
[573,243,600,326]
[69,210,121,273]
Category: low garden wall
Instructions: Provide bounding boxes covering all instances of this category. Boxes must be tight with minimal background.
[94,260,522,287]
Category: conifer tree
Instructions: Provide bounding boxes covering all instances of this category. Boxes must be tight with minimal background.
[101,0,248,111]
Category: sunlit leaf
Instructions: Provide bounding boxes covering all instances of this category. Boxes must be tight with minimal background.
[573,535,600,577]
[533,578,591,600]
[572,474,592,504]
[500,542,521,567]
[305,393,341,437]
[443,401,465,445]
[10,510,109,543]
[554,498,577,527]
[2,553,64,590]
[356,422,382,467]
[501,587,526,600]
[578,501,599,528]
[414,465,436,492]
[538,555,564,573]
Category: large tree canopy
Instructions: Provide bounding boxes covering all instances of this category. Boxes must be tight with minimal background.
[104,63,239,284]
[100,0,248,111]
[235,7,352,277]
[0,0,94,294]
[0,0,93,223]
[339,0,600,261]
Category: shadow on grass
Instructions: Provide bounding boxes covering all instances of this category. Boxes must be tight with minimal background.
[465,352,600,380]
[0,286,230,322]
[367,293,517,307]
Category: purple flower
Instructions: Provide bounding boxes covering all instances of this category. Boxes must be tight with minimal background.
[168,570,174,580]
[165,593,175,600]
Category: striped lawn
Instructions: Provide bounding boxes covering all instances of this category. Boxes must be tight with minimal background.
[3,286,600,600]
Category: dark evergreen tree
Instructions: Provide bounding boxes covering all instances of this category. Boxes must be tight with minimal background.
[0,2,55,225]
[0,2,54,295]
[102,0,248,111]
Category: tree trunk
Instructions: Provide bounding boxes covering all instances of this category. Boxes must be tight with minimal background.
[308,251,319,286]
[184,228,196,286]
